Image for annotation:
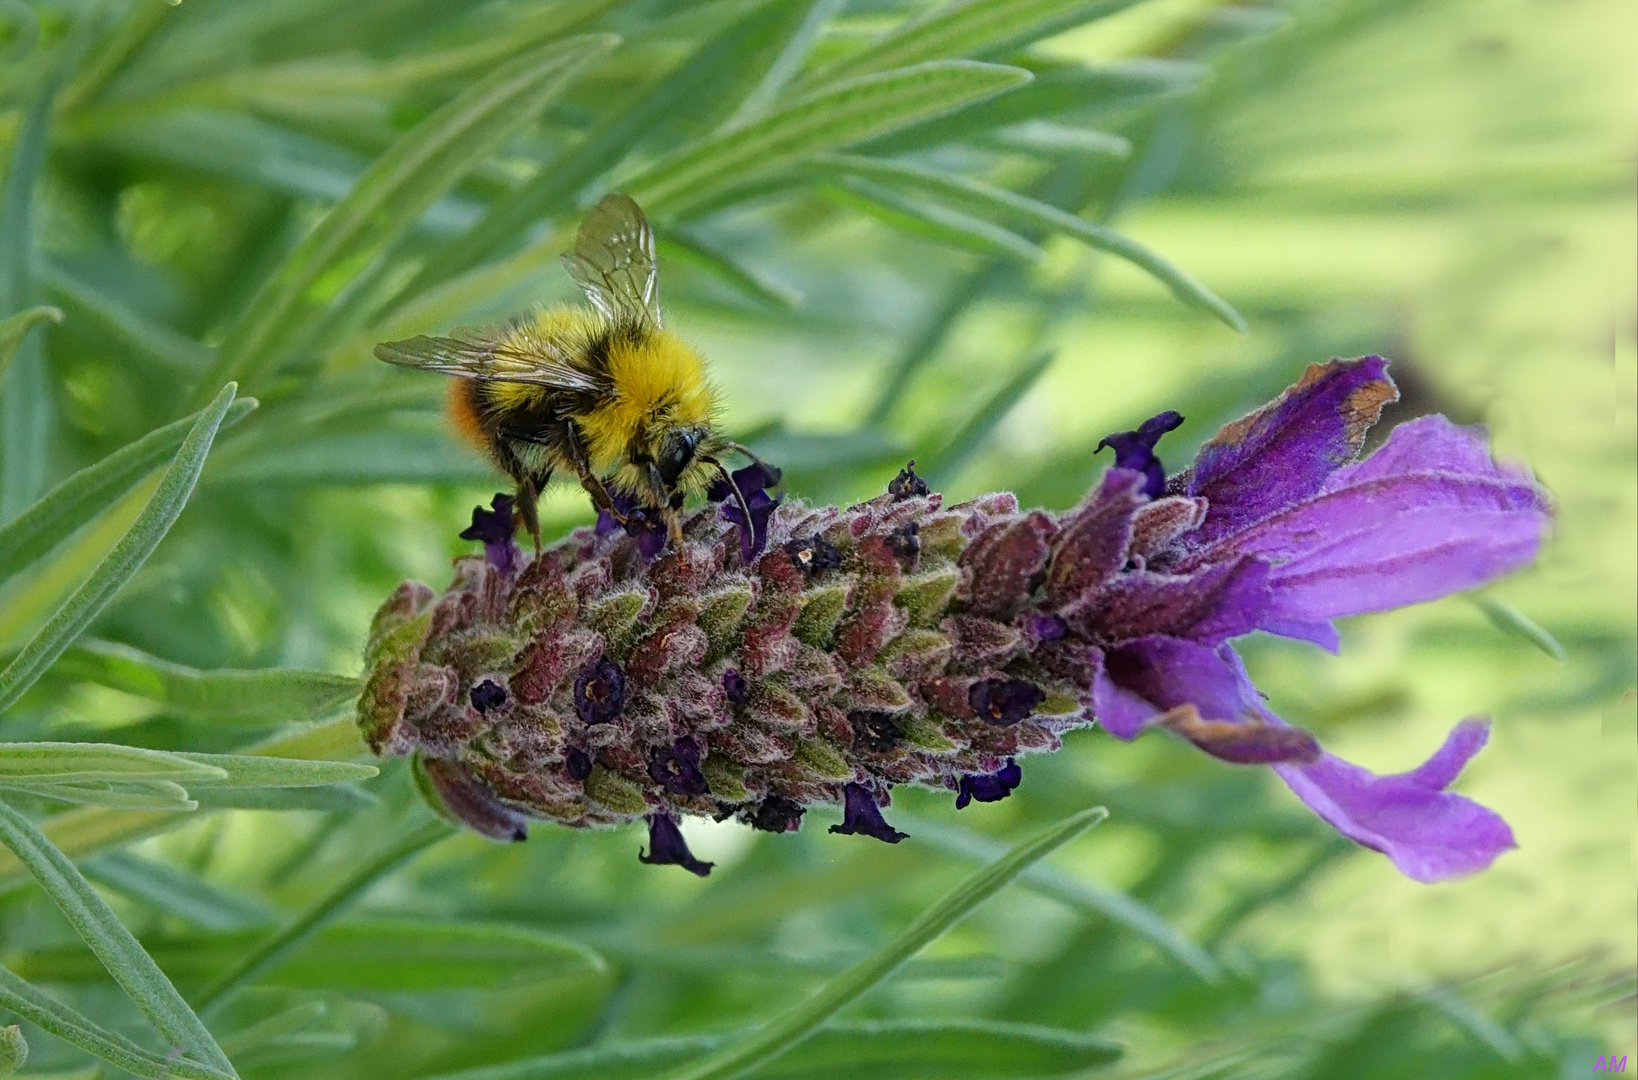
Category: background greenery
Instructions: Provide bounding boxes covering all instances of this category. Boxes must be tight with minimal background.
[0,0,1632,1078]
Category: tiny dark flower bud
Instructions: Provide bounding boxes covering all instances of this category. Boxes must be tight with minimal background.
[461,494,520,572]
[722,668,750,706]
[888,460,930,501]
[574,656,627,724]
[1096,410,1184,498]
[784,535,842,577]
[565,746,593,781]
[956,758,1023,808]
[750,794,805,833]
[640,813,714,876]
[828,782,907,843]
[469,679,507,714]
[885,521,920,568]
[649,736,709,796]
[969,678,1046,726]
[849,710,903,752]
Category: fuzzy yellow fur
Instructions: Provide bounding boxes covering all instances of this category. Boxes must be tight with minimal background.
[579,330,716,472]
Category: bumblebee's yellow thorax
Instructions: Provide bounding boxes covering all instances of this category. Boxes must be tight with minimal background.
[580,329,715,469]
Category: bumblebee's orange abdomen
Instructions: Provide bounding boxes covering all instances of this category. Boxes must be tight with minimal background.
[446,379,491,453]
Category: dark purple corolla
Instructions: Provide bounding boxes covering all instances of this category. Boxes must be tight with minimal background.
[1081,357,1549,881]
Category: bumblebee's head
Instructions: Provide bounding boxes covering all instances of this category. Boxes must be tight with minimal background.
[657,427,705,488]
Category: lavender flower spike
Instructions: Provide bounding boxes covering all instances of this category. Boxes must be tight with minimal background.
[358,358,1549,882]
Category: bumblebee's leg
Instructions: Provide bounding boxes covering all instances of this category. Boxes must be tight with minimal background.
[561,424,626,524]
[516,474,545,554]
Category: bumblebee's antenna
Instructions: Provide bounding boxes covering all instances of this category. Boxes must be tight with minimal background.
[721,441,775,474]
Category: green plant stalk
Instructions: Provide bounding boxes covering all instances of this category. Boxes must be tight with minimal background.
[194,816,452,1016]
[657,806,1107,1080]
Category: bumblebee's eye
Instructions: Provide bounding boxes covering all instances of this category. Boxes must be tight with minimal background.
[657,431,699,487]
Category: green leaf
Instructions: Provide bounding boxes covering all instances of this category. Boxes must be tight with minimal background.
[36,258,212,374]
[807,0,1143,84]
[820,178,1046,262]
[194,817,452,1015]
[0,778,198,811]
[55,639,358,724]
[624,61,1033,216]
[0,963,232,1080]
[0,742,225,785]
[25,918,606,993]
[987,120,1131,157]
[865,264,997,426]
[192,32,618,401]
[0,799,234,1074]
[921,350,1055,484]
[84,850,278,931]
[0,305,60,382]
[904,817,1225,981]
[174,753,376,789]
[0,1022,22,1077]
[662,231,804,309]
[0,396,255,585]
[1468,594,1565,662]
[0,383,238,716]
[654,806,1107,1080]
[206,423,492,487]
[719,0,845,130]
[411,1019,1118,1079]
[190,784,376,813]
[813,154,1246,331]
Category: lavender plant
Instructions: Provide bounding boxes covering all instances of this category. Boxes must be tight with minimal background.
[361,356,1549,883]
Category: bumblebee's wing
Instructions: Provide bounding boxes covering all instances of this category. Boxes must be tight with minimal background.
[560,193,662,328]
[373,330,602,393]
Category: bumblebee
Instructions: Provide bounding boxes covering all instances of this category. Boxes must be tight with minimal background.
[375,194,756,551]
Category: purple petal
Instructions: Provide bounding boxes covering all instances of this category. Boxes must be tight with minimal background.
[1091,637,1260,739]
[750,795,805,833]
[640,814,714,876]
[955,758,1023,808]
[648,736,709,796]
[573,656,626,724]
[1156,705,1320,765]
[468,679,507,714]
[1066,556,1270,646]
[1186,418,1550,632]
[968,678,1046,726]
[1186,357,1397,545]
[461,494,520,572]
[1274,719,1516,882]
[828,782,907,843]
[1097,411,1184,498]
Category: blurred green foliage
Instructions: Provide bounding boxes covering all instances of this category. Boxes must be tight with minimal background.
[0,0,1631,1078]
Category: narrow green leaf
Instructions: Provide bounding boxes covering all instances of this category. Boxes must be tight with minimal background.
[56,0,183,114]
[218,1001,328,1058]
[206,424,492,487]
[0,964,232,1080]
[36,258,213,374]
[0,799,234,1073]
[0,743,226,785]
[0,778,198,811]
[821,178,1046,262]
[922,351,1055,484]
[84,851,278,932]
[0,305,60,382]
[173,754,376,789]
[662,232,804,309]
[189,785,375,813]
[865,263,997,426]
[719,0,845,130]
[988,120,1131,157]
[656,807,1108,1080]
[1468,594,1565,662]
[906,817,1224,981]
[413,1019,1118,1080]
[192,33,618,402]
[0,397,255,585]
[814,154,1246,331]
[625,61,1033,216]
[194,817,452,1016]
[55,639,358,723]
[0,383,237,716]
[808,0,1142,84]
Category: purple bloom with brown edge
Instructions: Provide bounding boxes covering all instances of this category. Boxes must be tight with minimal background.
[649,736,709,796]
[461,494,520,573]
[360,356,1548,883]
[573,656,626,724]
[469,679,506,714]
[828,782,907,843]
[640,814,713,876]
[709,462,784,562]
[1097,411,1184,498]
[956,759,1022,808]
[750,795,804,833]
[888,460,930,500]
[969,678,1046,726]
